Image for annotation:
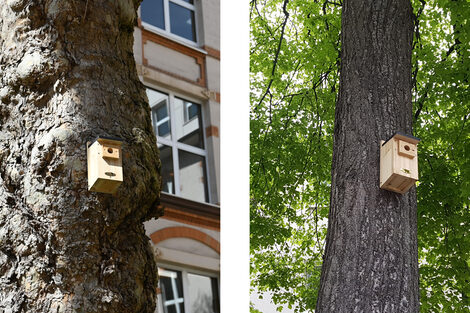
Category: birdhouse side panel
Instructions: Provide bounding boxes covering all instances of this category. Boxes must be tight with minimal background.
[87,142,100,190]
[380,140,394,188]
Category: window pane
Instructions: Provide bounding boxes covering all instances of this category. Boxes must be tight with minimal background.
[210,278,220,313]
[174,98,204,149]
[158,122,171,137]
[178,0,194,3]
[161,276,175,300]
[169,2,196,41]
[178,151,208,202]
[141,0,165,29]
[147,89,171,139]
[187,103,198,120]
[187,274,219,313]
[157,104,169,120]
[159,268,185,313]
[158,144,175,194]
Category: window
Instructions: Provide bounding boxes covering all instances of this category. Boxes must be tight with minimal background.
[159,268,185,313]
[141,0,197,43]
[159,267,220,313]
[147,88,209,203]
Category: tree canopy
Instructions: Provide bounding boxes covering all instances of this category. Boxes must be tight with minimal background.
[250,0,469,312]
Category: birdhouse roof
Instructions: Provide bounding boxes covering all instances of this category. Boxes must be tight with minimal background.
[382,132,420,146]
[89,136,124,147]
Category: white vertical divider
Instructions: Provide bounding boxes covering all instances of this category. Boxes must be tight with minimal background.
[220,0,249,312]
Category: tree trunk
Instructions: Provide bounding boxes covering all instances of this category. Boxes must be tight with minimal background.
[316,0,419,312]
[0,1,161,312]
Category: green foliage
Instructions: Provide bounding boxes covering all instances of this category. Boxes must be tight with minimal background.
[250,0,340,311]
[250,0,469,312]
[250,303,264,313]
[412,0,470,311]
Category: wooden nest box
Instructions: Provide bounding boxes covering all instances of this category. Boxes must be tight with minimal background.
[87,136,123,194]
[380,132,420,194]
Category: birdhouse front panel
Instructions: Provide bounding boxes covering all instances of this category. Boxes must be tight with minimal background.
[380,133,420,194]
[87,137,123,194]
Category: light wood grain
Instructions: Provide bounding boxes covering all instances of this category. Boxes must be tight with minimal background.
[380,135,419,194]
[87,138,123,194]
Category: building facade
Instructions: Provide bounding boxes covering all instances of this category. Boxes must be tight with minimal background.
[133,1,220,312]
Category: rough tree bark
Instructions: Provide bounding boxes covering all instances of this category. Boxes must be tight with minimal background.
[0,1,161,312]
[316,0,419,312]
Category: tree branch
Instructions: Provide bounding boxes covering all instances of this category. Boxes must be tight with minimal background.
[256,0,290,109]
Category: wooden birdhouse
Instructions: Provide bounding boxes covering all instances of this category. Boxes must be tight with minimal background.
[87,136,123,194]
[380,132,420,194]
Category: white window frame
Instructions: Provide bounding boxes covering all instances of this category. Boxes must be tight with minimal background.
[141,0,199,47]
[158,264,220,313]
[148,87,212,203]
